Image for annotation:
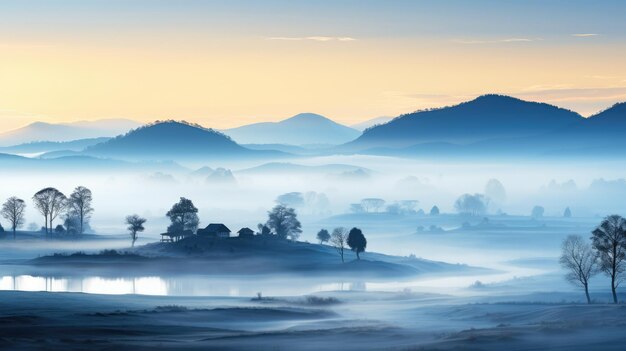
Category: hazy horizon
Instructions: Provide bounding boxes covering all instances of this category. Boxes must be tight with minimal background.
[0,94,622,135]
[2,0,626,133]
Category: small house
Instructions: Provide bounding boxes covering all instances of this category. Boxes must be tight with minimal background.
[237,227,254,238]
[160,229,193,242]
[197,223,231,238]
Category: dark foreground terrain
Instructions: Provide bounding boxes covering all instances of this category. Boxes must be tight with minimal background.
[2,290,626,350]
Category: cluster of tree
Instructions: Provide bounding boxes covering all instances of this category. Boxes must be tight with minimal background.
[560,215,626,304]
[416,224,444,233]
[351,198,386,213]
[454,193,488,216]
[257,204,302,241]
[124,197,200,247]
[166,197,199,233]
[123,199,306,248]
[386,200,419,215]
[350,198,438,216]
[531,205,572,219]
[0,186,94,239]
[317,227,367,261]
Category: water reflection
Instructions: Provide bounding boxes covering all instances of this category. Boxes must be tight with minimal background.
[0,275,370,296]
[0,266,542,296]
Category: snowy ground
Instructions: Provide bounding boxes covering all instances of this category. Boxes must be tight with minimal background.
[1,289,626,350]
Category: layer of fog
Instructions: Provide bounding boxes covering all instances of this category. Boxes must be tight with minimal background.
[2,155,625,269]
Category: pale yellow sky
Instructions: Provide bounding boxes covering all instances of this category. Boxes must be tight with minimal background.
[1,1,626,133]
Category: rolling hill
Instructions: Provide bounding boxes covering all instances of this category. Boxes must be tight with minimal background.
[84,120,287,161]
[354,100,626,159]
[223,113,361,145]
[343,95,584,151]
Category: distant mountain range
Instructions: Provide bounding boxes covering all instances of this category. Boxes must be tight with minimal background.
[0,119,141,147]
[344,95,626,158]
[84,120,287,161]
[2,96,626,163]
[223,113,360,145]
[0,138,110,155]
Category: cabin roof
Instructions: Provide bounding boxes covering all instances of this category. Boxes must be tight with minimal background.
[238,227,254,234]
[204,223,231,232]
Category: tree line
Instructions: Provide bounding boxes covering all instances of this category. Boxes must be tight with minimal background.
[561,214,626,304]
[0,186,93,239]
[317,227,367,262]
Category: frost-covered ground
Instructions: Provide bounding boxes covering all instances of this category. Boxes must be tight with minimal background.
[1,289,626,350]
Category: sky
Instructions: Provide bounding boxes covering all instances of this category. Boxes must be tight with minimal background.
[1,0,626,132]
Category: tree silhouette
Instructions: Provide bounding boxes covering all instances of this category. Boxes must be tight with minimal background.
[531,206,545,219]
[564,207,572,218]
[265,205,302,241]
[126,214,146,247]
[1,197,26,239]
[454,194,487,216]
[32,188,66,235]
[330,227,348,262]
[317,229,330,244]
[429,205,440,216]
[560,235,598,304]
[266,205,302,241]
[347,227,367,260]
[68,186,94,235]
[166,197,199,233]
[591,215,626,304]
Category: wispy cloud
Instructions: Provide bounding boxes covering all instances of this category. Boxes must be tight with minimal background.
[266,36,356,42]
[513,86,626,103]
[571,33,599,37]
[452,38,540,44]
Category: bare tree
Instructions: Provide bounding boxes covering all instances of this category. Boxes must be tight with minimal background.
[330,227,348,263]
[68,186,94,235]
[560,235,598,304]
[591,215,626,304]
[1,197,26,239]
[33,187,66,235]
[125,214,146,247]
